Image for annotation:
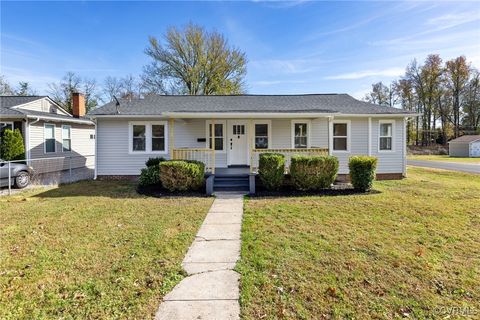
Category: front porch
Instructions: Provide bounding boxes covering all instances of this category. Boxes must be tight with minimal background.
[167,117,330,174]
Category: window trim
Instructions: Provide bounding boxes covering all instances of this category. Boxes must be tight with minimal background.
[252,120,272,150]
[62,125,72,153]
[291,120,311,149]
[205,120,226,153]
[330,120,351,153]
[378,120,395,153]
[44,123,56,154]
[128,121,168,155]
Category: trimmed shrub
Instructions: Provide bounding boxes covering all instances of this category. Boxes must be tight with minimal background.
[259,153,285,190]
[0,129,25,161]
[290,155,339,191]
[348,156,378,192]
[139,165,161,187]
[145,157,166,167]
[159,160,205,191]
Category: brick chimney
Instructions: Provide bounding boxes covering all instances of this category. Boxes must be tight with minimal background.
[72,92,86,118]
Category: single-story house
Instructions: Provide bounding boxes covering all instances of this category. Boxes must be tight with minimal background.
[448,135,480,157]
[0,94,95,169]
[89,94,416,192]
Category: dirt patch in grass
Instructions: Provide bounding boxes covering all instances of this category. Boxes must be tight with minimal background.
[0,180,213,319]
[237,167,480,319]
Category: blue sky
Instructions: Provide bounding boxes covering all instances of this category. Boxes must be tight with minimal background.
[1,1,479,99]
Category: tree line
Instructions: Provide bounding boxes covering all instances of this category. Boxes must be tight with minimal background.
[0,24,247,113]
[364,55,479,145]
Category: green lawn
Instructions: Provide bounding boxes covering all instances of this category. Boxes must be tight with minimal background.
[238,167,480,319]
[408,154,480,164]
[0,181,213,319]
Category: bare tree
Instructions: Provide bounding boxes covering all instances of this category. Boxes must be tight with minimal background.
[463,69,480,133]
[48,72,100,113]
[143,23,247,95]
[445,56,471,138]
[364,82,394,106]
[0,76,16,95]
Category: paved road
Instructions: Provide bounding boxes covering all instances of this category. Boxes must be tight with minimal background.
[408,160,480,174]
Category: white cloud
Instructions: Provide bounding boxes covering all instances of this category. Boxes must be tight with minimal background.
[325,67,404,80]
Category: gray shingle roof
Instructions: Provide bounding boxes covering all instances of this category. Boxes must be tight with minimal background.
[0,96,46,108]
[0,106,24,116]
[0,95,93,124]
[88,94,412,116]
[448,135,480,143]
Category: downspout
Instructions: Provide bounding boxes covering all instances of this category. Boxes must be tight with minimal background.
[94,118,98,180]
[26,117,40,164]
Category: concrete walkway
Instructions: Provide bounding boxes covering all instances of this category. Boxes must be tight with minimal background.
[155,192,245,320]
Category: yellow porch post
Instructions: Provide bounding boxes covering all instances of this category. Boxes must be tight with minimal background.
[169,118,174,159]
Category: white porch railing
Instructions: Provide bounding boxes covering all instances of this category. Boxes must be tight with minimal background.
[250,148,329,173]
[172,148,215,173]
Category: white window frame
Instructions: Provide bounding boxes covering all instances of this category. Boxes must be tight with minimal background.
[62,125,72,153]
[44,123,56,154]
[330,120,351,153]
[378,120,395,153]
[205,120,226,153]
[252,120,272,150]
[291,120,311,149]
[128,121,168,155]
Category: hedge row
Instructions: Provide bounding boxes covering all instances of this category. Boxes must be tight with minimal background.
[259,154,339,191]
[138,157,205,191]
[258,153,378,192]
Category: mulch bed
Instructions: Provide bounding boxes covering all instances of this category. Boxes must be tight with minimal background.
[251,182,379,198]
[137,184,210,198]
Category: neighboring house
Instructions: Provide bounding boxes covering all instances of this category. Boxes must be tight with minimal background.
[89,94,416,190]
[448,135,480,157]
[0,94,95,169]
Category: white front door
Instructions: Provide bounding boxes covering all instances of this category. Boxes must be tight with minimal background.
[228,121,248,165]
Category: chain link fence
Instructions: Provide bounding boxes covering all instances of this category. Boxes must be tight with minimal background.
[0,155,95,195]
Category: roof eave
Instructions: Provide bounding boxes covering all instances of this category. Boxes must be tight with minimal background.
[88,112,418,118]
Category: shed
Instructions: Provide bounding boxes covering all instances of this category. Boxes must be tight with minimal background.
[448,135,480,157]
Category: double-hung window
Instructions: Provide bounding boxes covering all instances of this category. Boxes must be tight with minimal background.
[44,123,56,153]
[332,121,349,152]
[132,124,146,152]
[292,120,310,148]
[207,122,225,151]
[379,120,394,151]
[152,124,165,151]
[129,122,167,153]
[254,122,270,149]
[62,125,71,152]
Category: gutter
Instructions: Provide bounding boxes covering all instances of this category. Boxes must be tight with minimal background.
[90,112,420,119]
[26,114,94,125]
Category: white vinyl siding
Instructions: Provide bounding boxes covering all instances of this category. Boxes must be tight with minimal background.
[27,120,95,169]
[371,118,404,173]
[95,117,406,176]
[14,98,70,115]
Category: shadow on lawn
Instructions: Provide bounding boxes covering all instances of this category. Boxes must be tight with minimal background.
[250,188,382,198]
[32,180,143,199]
[33,180,210,199]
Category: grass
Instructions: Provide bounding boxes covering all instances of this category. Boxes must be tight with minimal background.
[408,154,480,164]
[0,181,213,319]
[238,167,480,319]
